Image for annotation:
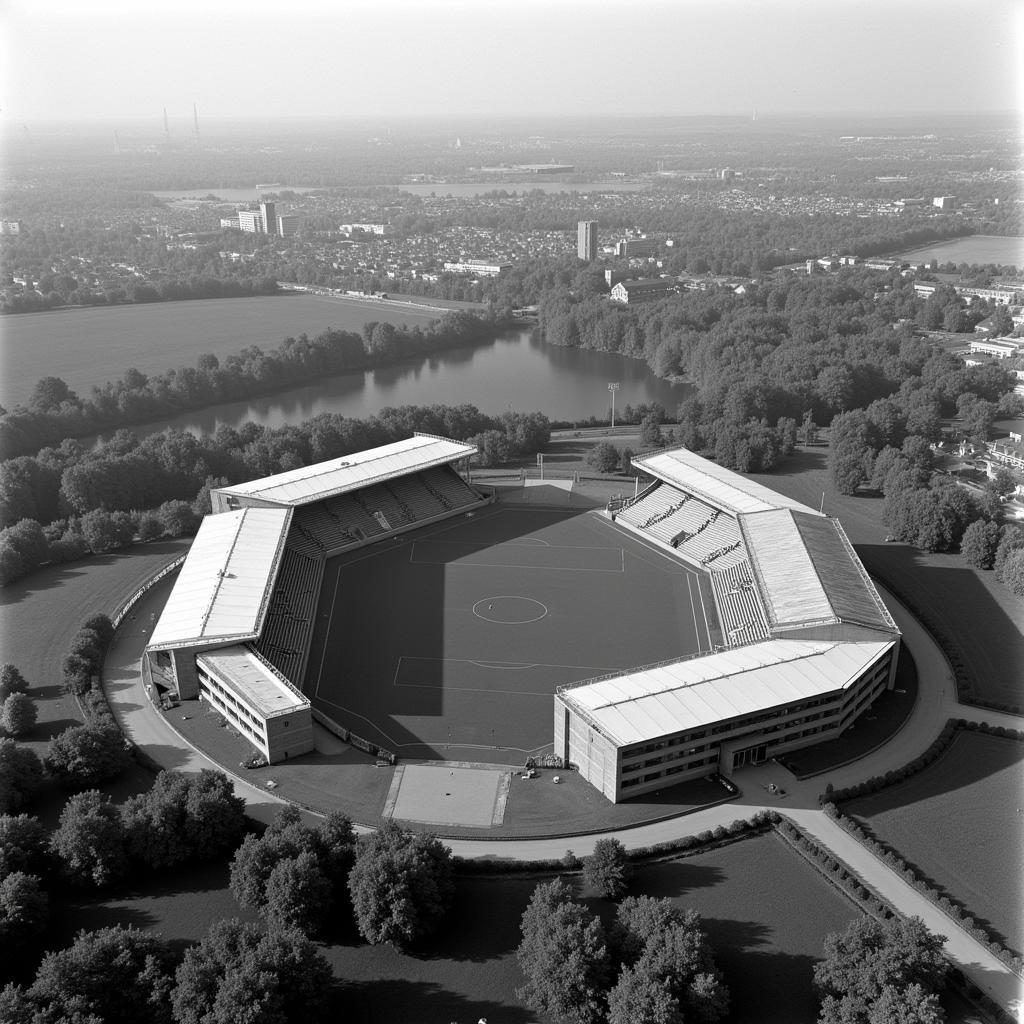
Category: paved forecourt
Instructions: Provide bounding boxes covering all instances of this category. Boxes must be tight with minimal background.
[384,764,511,828]
[306,505,713,764]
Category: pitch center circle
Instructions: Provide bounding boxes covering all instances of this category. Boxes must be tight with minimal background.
[473,596,548,624]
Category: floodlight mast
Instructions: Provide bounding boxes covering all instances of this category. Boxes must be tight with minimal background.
[608,382,620,429]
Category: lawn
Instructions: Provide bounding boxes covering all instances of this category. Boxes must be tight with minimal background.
[45,830,863,1024]
[846,730,1024,954]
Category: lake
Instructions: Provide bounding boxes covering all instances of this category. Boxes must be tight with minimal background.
[93,328,686,442]
[891,234,1024,267]
[0,295,444,408]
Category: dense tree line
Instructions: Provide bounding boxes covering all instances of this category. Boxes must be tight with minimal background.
[0,920,332,1024]
[0,402,550,585]
[516,881,729,1024]
[534,267,1016,473]
[2,273,279,314]
[0,308,511,458]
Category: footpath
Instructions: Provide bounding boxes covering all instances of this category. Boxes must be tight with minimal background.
[103,574,1024,1018]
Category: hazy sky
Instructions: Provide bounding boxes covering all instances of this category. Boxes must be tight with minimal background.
[2,0,1021,122]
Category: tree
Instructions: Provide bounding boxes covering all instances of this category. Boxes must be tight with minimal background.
[587,442,621,474]
[991,466,1019,496]
[611,897,729,1023]
[172,918,332,1024]
[640,414,664,447]
[45,723,132,787]
[959,519,1002,569]
[607,965,679,1024]
[123,769,245,869]
[0,872,47,947]
[583,837,632,899]
[0,741,43,814]
[264,849,333,935]
[347,819,454,947]
[0,665,29,702]
[516,879,609,1024]
[0,984,35,1024]
[1001,549,1024,598]
[157,500,199,538]
[80,509,136,553]
[0,814,49,877]
[29,925,176,1024]
[994,525,1024,582]
[865,983,944,1024]
[230,806,355,934]
[1,693,36,738]
[814,916,948,1024]
[830,447,870,495]
[80,612,115,647]
[50,790,129,886]
[137,512,164,542]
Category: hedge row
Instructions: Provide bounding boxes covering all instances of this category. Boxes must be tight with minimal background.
[872,572,1022,715]
[774,820,1018,1024]
[822,719,1024,806]
[774,818,893,921]
[452,810,780,875]
[823,803,1023,973]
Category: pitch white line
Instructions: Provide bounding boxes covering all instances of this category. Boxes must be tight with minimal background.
[410,557,624,574]
[313,694,552,755]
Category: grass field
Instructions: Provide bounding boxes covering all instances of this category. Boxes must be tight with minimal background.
[306,506,712,764]
[44,831,860,1024]
[1,293,441,408]
[847,730,1024,954]
[891,234,1024,268]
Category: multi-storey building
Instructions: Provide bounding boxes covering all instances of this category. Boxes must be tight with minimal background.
[577,220,598,262]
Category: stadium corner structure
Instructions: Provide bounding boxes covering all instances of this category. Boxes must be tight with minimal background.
[144,436,900,803]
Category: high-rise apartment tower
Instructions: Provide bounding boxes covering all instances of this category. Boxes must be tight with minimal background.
[577,220,598,261]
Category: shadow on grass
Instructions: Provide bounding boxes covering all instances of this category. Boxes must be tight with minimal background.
[714,948,823,1024]
[618,859,727,899]
[0,540,187,607]
[857,543,1024,708]
[336,978,532,1024]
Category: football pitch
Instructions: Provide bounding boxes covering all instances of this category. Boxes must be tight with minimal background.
[305,506,714,764]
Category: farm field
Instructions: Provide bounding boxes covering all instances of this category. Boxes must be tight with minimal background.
[0,293,441,408]
[846,730,1024,954]
[891,234,1024,267]
[46,831,862,1024]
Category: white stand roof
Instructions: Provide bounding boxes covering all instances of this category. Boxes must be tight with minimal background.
[149,507,291,651]
[213,433,476,508]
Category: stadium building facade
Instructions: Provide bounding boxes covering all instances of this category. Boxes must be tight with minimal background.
[555,447,901,802]
[145,434,485,764]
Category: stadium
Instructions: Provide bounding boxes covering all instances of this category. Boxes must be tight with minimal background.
[144,434,900,804]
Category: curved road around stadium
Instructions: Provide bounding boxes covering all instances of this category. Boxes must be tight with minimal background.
[4,543,1022,1017]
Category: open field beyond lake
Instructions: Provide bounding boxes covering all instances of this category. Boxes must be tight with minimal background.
[891,234,1024,267]
[847,730,1024,954]
[0,294,441,408]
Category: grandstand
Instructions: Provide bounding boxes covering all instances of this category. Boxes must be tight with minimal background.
[145,435,487,764]
[557,445,901,801]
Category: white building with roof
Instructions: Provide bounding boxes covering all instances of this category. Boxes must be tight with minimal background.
[557,445,901,801]
[146,434,485,764]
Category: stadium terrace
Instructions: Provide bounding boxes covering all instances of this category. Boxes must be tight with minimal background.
[145,437,899,803]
